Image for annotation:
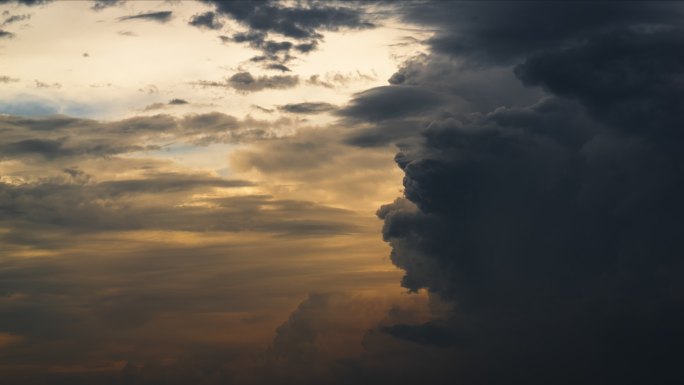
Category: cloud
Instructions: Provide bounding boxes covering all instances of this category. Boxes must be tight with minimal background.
[294,41,317,53]
[229,126,402,212]
[279,102,336,114]
[0,97,59,116]
[205,0,374,40]
[119,11,172,23]
[0,0,51,5]
[0,169,363,237]
[398,2,684,67]
[202,0,375,66]
[117,30,136,37]
[0,75,19,83]
[305,71,376,89]
[0,29,14,38]
[34,79,61,88]
[0,112,287,161]
[188,11,222,30]
[2,13,29,26]
[194,72,299,93]
[168,98,189,105]
[226,31,297,65]
[338,86,449,123]
[91,0,122,11]
[361,2,684,384]
[514,27,684,139]
[266,63,291,72]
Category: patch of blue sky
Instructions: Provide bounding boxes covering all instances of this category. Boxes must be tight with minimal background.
[0,94,108,118]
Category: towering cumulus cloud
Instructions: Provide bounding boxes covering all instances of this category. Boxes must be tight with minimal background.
[369,2,684,384]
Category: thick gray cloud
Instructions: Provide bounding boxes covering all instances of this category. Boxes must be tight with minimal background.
[514,28,684,139]
[349,2,684,384]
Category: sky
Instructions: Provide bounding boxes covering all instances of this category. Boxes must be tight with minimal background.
[1,1,683,384]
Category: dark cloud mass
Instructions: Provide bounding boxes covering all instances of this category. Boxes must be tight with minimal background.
[360,2,684,384]
[119,11,172,23]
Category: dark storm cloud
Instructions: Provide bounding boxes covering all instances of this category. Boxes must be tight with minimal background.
[0,29,14,38]
[231,30,266,45]
[358,2,684,384]
[387,53,542,112]
[304,71,376,89]
[119,11,172,23]
[188,11,222,30]
[279,102,336,114]
[398,1,684,66]
[514,27,684,139]
[194,71,299,93]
